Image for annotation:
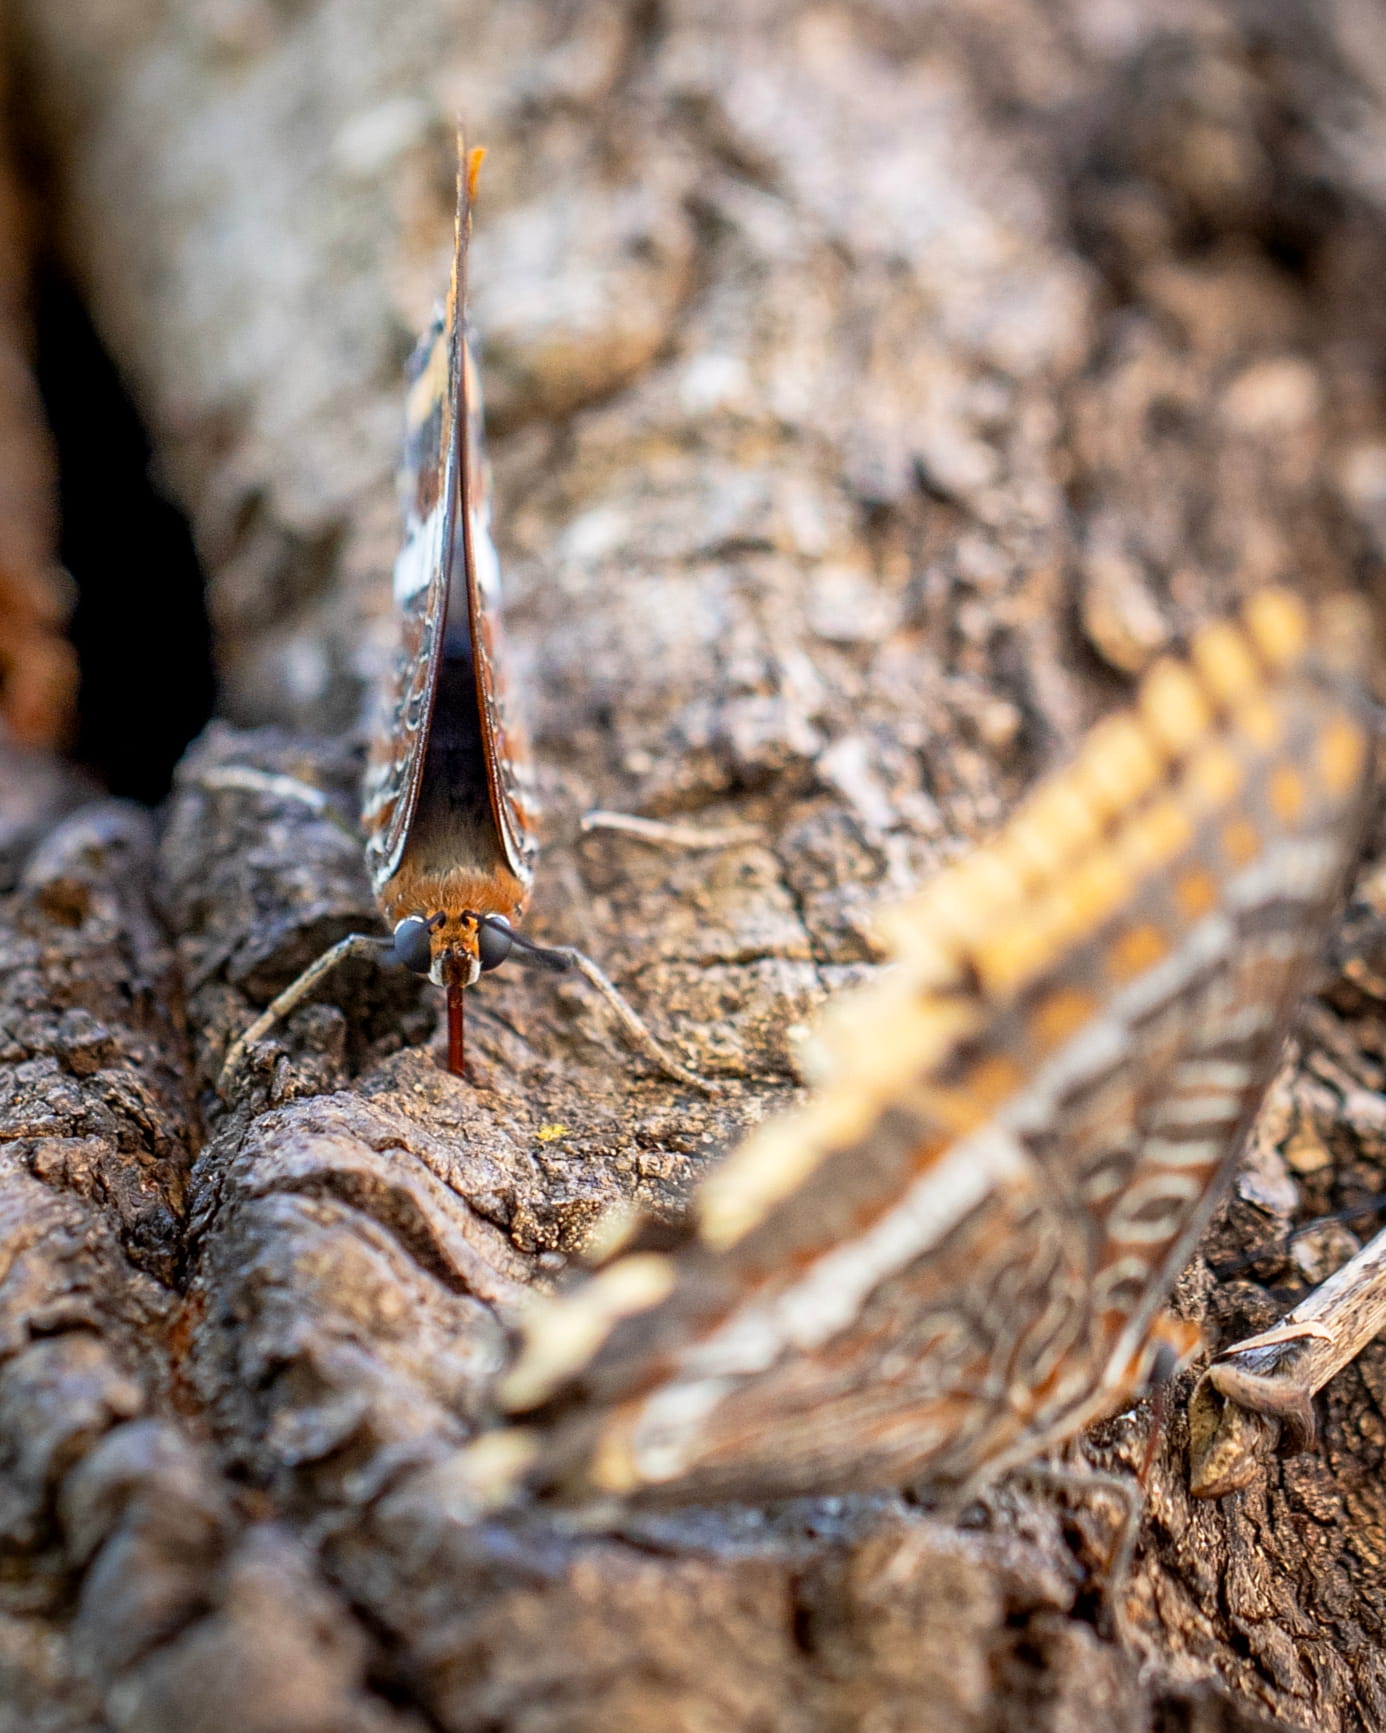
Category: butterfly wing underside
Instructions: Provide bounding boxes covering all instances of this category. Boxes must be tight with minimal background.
[498,591,1375,1506]
[458,243,539,889]
[362,141,537,897]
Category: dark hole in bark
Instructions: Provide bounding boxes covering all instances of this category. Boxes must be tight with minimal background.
[35,271,215,803]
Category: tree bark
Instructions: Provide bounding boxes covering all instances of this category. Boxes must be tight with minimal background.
[6,1,1386,1728]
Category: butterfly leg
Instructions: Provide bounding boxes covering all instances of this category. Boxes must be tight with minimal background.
[1013,1461,1143,1644]
[1188,1224,1386,1497]
[515,942,719,1094]
[217,933,394,1095]
[563,813,762,1090]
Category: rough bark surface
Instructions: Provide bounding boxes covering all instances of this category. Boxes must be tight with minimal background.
[0,47,74,751]
[6,0,1386,1728]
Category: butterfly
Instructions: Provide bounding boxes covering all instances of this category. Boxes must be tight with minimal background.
[355,140,541,1076]
[467,590,1375,1509]
[219,141,705,1093]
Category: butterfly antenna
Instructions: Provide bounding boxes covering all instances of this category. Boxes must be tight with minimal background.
[447,978,466,1076]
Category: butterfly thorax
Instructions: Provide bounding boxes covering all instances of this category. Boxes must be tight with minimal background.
[377,859,526,987]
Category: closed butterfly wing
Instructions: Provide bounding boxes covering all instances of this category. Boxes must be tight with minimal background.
[362,142,537,899]
[495,590,1375,1506]
[458,273,539,888]
[361,233,457,891]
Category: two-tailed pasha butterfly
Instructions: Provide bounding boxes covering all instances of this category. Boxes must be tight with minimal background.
[220,143,706,1094]
[213,144,1381,1527]
[464,590,1376,1510]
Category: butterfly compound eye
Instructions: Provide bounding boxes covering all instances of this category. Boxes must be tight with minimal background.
[393,916,434,974]
[478,916,513,972]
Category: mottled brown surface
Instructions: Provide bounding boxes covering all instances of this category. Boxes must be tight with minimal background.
[0,43,75,749]
[6,0,1386,1728]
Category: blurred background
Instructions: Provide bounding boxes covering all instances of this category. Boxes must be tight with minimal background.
[11,0,1386,844]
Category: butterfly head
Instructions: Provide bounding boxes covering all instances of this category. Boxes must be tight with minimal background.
[392,909,514,989]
